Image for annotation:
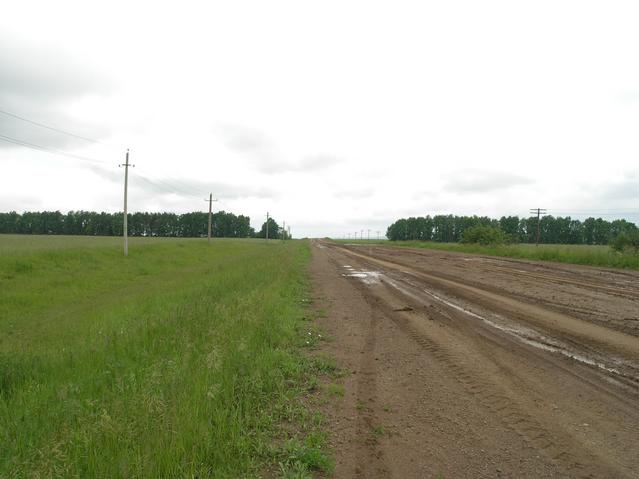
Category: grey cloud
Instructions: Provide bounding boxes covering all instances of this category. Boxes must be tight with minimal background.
[215,124,279,173]
[215,123,340,174]
[0,33,114,150]
[333,186,375,199]
[294,154,341,172]
[601,173,639,200]
[446,170,534,193]
[85,163,278,200]
[216,124,271,154]
[146,177,279,200]
[0,193,43,210]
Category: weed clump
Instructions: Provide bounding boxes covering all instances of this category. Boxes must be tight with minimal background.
[611,231,639,253]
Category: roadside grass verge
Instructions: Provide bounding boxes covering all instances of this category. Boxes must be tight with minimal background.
[334,239,639,270]
[0,236,332,477]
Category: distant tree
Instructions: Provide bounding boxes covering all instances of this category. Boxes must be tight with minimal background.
[460,225,508,245]
[255,217,281,239]
[0,212,20,233]
[384,214,638,245]
[611,230,639,253]
[499,216,519,237]
[0,210,256,238]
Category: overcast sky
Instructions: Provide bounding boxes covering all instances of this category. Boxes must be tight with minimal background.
[1,1,638,237]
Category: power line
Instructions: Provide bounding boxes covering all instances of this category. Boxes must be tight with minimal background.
[0,133,106,165]
[0,109,219,203]
[133,168,208,200]
[548,208,639,212]
[549,211,639,216]
[0,131,209,201]
[0,108,103,144]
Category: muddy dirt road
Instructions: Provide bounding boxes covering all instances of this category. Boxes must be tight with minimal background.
[309,240,639,478]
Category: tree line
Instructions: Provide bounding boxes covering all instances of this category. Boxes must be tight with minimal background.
[386,215,638,245]
[0,210,261,238]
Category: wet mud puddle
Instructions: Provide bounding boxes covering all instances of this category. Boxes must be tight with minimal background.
[341,265,383,285]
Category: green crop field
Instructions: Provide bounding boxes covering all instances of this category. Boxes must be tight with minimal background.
[0,235,332,478]
[336,239,639,270]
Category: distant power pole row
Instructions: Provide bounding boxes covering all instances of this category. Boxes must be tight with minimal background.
[264,212,291,241]
[281,221,291,241]
[115,151,287,255]
[116,149,229,256]
[343,230,382,241]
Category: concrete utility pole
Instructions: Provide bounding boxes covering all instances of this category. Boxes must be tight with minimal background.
[204,193,218,243]
[360,229,364,241]
[266,212,270,240]
[282,220,286,241]
[376,230,380,240]
[530,208,547,246]
[119,149,134,257]
[367,229,371,241]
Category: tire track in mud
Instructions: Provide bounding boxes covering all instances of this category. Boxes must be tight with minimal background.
[348,243,639,407]
[391,270,639,395]
[371,245,639,301]
[480,265,639,301]
[326,243,638,478]
[370,245,639,337]
[334,245,639,370]
[372,284,618,479]
[325,253,390,478]
[395,271,639,400]
[353,307,389,478]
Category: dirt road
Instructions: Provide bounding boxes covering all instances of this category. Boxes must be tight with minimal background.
[309,240,639,478]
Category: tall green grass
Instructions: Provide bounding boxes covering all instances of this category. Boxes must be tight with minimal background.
[0,236,331,477]
[336,239,639,270]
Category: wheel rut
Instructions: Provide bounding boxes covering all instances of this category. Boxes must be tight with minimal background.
[310,240,639,477]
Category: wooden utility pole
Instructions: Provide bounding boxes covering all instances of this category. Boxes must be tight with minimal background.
[204,194,218,243]
[266,212,270,240]
[530,208,547,246]
[119,149,134,256]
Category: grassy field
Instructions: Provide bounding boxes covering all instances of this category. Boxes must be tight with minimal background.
[0,235,332,478]
[0,234,169,254]
[335,239,639,270]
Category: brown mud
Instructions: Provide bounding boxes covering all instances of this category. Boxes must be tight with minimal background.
[309,240,639,478]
